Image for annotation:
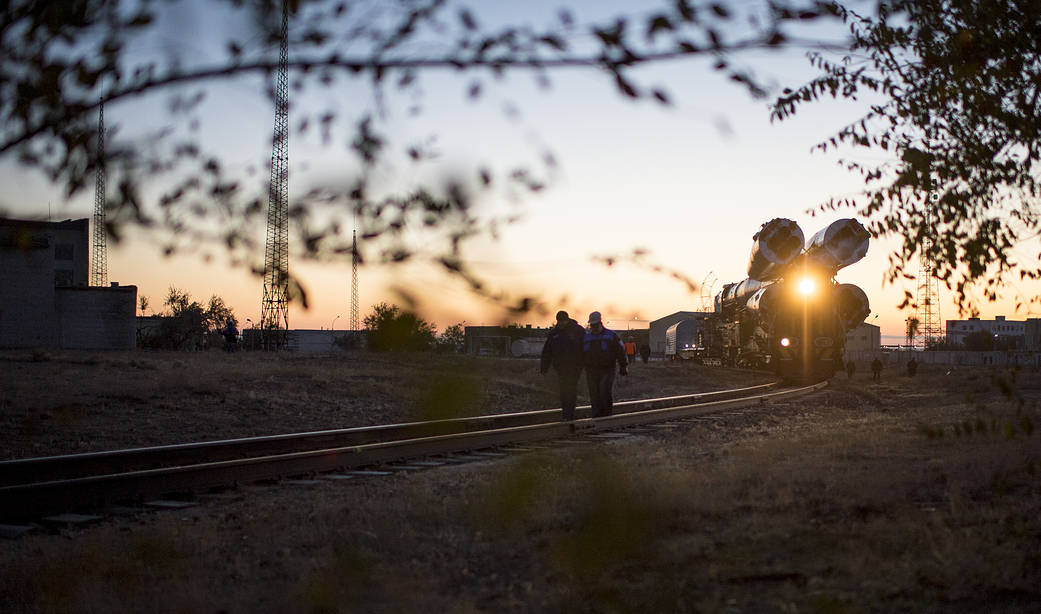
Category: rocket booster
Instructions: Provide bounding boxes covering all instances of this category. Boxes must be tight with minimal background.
[745,218,868,281]
[717,218,871,318]
[835,283,871,330]
[715,278,774,313]
[803,218,870,274]
[747,218,805,282]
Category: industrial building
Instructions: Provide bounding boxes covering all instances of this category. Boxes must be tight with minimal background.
[648,311,709,357]
[945,316,1040,349]
[463,325,547,357]
[843,321,881,360]
[0,218,136,350]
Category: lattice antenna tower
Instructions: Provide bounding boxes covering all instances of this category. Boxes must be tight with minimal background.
[700,271,717,312]
[91,99,108,287]
[350,229,360,332]
[261,1,291,350]
[912,192,944,348]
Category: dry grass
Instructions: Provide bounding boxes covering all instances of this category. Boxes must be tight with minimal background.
[2,357,1040,613]
[0,349,770,458]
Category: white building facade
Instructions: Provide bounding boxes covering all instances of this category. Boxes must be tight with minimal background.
[945,316,1026,347]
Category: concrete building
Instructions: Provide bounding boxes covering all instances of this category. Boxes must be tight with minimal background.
[464,325,548,357]
[1,217,136,349]
[945,316,1026,347]
[844,322,881,361]
[285,330,361,353]
[1026,319,1041,351]
[648,311,709,356]
[463,322,646,358]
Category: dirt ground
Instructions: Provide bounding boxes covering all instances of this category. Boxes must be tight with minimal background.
[0,349,772,459]
[2,351,1040,613]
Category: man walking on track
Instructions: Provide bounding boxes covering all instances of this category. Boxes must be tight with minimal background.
[582,311,628,418]
[540,310,586,421]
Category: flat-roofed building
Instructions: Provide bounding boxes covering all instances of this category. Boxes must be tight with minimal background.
[1,217,136,349]
[945,316,1026,347]
[845,322,881,358]
[649,311,709,357]
[1026,318,1041,351]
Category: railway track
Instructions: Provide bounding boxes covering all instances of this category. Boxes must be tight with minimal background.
[0,381,826,524]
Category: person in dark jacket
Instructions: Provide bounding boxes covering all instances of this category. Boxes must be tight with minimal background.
[222,318,239,352]
[540,310,586,421]
[582,311,628,417]
[639,343,651,364]
[907,357,918,377]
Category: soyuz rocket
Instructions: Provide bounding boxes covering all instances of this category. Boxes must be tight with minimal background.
[715,218,872,332]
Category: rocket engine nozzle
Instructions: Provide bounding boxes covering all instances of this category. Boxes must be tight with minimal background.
[804,218,870,273]
[835,283,871,330]
[747,218,805,281]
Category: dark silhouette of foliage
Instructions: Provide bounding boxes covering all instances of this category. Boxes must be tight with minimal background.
[437,323,465,354]
[773,0,1041,315]
[963,329,995,352]
[0,0,845,312]
[139,286,237,349]
[363,302,436,352]
[960,329,1021,352]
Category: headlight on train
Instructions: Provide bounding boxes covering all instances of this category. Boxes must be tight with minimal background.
[798,277,816,296]
[780,337,791,348]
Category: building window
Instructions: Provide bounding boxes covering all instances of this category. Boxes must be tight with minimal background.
[55,269,74,287]
[55,243,74,261]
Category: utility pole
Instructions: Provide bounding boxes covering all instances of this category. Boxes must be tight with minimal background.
[261,1,290,350]
[91,99,108,288]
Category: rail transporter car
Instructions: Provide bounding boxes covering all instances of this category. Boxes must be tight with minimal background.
[707,218,871,383]
[664,317,709,361]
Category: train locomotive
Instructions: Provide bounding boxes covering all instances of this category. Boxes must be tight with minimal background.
[708,218,871,383]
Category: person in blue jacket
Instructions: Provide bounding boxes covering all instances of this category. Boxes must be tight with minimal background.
[582,311,628,417]
[540,310,586,421]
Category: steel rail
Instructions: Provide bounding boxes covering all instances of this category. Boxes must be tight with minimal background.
[0,382,823,522]
[0,383,776,487]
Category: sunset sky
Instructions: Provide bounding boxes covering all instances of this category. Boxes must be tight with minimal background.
[3,1,1039,342]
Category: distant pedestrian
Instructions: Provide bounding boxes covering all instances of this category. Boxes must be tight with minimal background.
[639,343,651,364]
[222,319,239,352]
[624,337,637,365]
[540,311,586,421]
[907,357,918,377]
[845,360,856,379]
[582,311,628,418]
[871,357,882,381]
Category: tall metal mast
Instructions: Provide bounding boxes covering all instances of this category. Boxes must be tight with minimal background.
[912,194,943,348]
[912,250,943,348]
[350,229,360,332]
[261,1,290,349]
[91,99,108,287]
